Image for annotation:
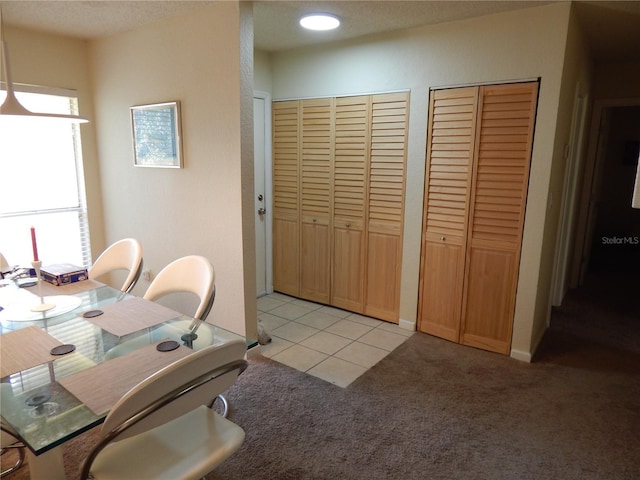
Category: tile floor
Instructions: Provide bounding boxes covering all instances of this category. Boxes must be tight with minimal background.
[257,292,414,388]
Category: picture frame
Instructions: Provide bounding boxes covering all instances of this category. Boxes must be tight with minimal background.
[131,101,183,168]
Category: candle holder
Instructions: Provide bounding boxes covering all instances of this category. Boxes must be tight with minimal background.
[30,260,56,312]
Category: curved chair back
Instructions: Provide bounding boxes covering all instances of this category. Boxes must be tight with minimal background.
[143,255,215,321]
[80,340,247,480]
[89,238,143,293]
[0,252,9,272]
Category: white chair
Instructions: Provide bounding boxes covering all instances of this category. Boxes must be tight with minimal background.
[0,252,10,276]
[105,255,228,414]
[1,424,26,478]
[89,238,143,293]
[143,255,215,322]
[80,340,247,480]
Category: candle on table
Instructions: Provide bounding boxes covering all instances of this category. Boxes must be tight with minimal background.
[30,227,39,262]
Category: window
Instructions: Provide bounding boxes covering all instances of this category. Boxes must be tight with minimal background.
[0,87,91,268]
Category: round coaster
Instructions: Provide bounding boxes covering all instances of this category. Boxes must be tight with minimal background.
[156,340,180,352]
[18,281,38,288]
[51,344,76,355]
[82,309,104,318]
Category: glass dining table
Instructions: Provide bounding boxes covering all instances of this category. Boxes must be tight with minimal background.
[0,277,254,480]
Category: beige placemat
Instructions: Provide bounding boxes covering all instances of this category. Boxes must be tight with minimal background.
[59,342,192,415]
[0,326,63,378]
[26,279,104,296]
[82,297,182,337]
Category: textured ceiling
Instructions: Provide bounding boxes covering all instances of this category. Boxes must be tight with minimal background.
[0,1,639,61]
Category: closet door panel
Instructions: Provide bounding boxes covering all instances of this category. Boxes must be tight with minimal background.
[460,82,538,354]
[332,225,364,312]
[364,93,409,322]
[419,232,465,341]
[273,216,299,296]
[460,243,516,353]
[299,98,333,303]
[418,87,478,338]
[272,101,300,296]
[300,220,330,302]
[365,231,402,321]
[332,96,369,311]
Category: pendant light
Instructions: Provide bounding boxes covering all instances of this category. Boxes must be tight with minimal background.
[0,9,88,123]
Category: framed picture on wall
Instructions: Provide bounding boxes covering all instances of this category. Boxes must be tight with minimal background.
[131,101,183,168]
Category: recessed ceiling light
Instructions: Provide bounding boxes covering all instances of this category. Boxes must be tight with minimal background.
[299,14,340,31]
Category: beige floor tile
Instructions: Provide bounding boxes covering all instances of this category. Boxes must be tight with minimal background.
[318,305,352,319]
[271,344,328,372]
[259,336,294,358]
[334,341,389,368]
[267,292,296,303]
[325,319,374,340]
[258,312,290,331]
[291,298,323,310]
[345,313,384,328]
[269,302,316,321]
[295,310,343,330]
[272,321,319,343]
[307,356,367,388]
[358,328,408,351]
[257,295,286,312]
[300,331,353,355]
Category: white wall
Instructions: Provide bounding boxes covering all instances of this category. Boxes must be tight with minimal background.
[267,2,573,357]
[254,49,273,93]
[89,3,256,338]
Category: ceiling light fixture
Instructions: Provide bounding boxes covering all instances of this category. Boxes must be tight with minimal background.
[299,14,340,31]
[0,10,88,123]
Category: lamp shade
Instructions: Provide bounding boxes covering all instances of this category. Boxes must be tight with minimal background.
[1,36,88,123]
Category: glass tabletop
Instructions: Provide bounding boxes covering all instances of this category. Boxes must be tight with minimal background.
[0,281,252,455]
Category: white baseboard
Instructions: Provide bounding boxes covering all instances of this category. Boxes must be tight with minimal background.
[246,344,262,359]
[510,348,532,362]
[399,318,416,331]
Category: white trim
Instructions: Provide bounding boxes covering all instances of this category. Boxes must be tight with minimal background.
[632,154,640,209]
[430,77,541,92]
[273,88,410,102]
[510,348,532,363]
[253,91,273,294]
[246,344,262,359]
[398,318,416,331]
[551,86,589,307]
[0,81,78,97]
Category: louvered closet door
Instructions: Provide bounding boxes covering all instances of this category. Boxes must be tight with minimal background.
[364,92,409,322]
[460,82,538,354]
[272,101,300,296]
[299,98,333,303]
[418,87,478,341]
[332,96,370,312]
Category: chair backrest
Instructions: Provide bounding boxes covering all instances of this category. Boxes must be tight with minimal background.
[143,255,215,321]
[88,340,246,457]
[88,238,143,293]
[0,252,9,273]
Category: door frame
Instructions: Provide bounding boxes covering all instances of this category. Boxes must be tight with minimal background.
[569,97,640,288]
[550,85,589,306]
[254,91,273,296]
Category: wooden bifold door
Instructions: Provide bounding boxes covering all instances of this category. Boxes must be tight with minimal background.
[272,92,409,322]
[418,81,539,354]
